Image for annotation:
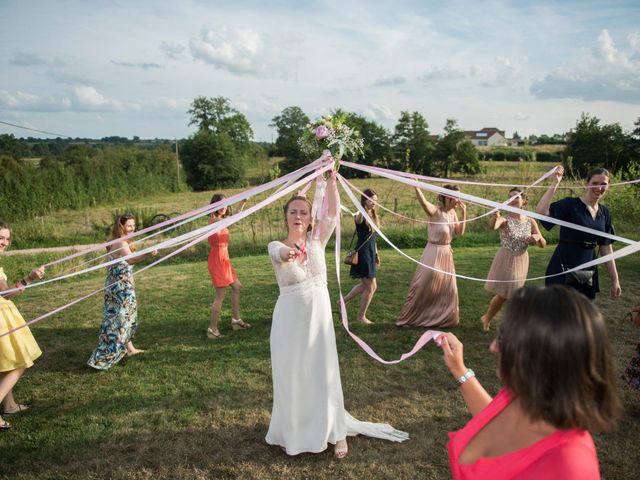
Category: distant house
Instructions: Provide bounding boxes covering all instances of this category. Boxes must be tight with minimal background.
[508,138,526,147]
[464,127,507,147]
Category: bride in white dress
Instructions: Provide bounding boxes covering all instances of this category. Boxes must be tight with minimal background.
[266,169,409,458]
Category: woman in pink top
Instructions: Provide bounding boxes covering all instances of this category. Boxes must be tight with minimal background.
[439,285,621,479]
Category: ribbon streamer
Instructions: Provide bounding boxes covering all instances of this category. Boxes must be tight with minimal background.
[0,163,333,337]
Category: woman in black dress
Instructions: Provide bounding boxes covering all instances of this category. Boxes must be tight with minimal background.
[536,166,621,299]
[342,189,380,324]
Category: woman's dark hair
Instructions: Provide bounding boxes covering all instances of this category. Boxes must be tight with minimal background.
[0,220,11,245]
[438,184,460,206]
[586,167,610,183]
[283,196,313,233]
[210,193,231,218]
[498,285,621,432]
[509,187,527,205]
[360,188,380,227]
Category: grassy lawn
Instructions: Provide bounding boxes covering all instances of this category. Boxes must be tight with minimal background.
[2,242,640,479]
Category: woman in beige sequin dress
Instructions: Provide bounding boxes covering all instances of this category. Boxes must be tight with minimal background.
[396,185,466,328]
[481,188,546,331]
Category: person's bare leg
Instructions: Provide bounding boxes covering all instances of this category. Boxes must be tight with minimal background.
[342,283,364,305]
[0,369,25,414]
[481,295,506,331]
[230,280,241,320]
[357,278,377,324]
[125,341,145,355]
[208,286,228,337]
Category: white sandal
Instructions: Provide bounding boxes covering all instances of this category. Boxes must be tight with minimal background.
[231,318,251,330]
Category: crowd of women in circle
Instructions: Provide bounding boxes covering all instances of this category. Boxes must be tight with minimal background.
[1,165,639,478]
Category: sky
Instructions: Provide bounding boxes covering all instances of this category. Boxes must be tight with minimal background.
[1,0,639,141]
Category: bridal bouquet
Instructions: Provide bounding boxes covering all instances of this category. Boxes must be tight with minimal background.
[298,113,364,161]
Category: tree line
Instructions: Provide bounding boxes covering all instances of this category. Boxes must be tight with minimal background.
[2,96,639,222]
[0,139,183,221]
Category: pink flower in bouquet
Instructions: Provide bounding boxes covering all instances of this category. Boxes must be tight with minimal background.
[315,125,329,140]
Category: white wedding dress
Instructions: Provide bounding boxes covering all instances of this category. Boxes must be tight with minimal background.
[266,216,409,455]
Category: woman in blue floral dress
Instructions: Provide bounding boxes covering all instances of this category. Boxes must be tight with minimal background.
[87,213,156,370]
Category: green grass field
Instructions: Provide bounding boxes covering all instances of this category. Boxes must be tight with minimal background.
[3,160,640,478]
[2,241,640,479]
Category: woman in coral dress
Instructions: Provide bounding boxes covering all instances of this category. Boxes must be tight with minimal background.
[481,188,546,331]
[206,194,249,339]
[439,285,620,479]
[396,185,466,328]
[0,220,45,430]
[267,171,408,458]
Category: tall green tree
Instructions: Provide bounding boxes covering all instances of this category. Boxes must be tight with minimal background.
[391,111,434,174]
[340,113,392,178]
[187,96,253,147]
[433,118,480,177]
[182,96,252,189]
[270,106,309,173]
[565,113,637,177]
[180,131,244,190]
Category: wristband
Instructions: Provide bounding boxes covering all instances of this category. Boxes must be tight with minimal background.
[457,369,475,385]
[20,278,28,287]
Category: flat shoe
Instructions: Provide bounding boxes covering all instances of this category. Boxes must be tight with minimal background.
[0,419,11,430]
[2,404,29,415]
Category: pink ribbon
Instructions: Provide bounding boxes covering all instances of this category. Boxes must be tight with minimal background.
[1,163,333,338]
[332,176,444,364]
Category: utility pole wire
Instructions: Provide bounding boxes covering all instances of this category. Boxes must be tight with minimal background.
[0,120,73,138]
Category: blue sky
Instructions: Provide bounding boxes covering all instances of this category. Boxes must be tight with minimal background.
[1,0,639,141]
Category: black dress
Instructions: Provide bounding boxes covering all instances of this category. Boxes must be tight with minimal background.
[540,197,614,299]
[349,218,377,279]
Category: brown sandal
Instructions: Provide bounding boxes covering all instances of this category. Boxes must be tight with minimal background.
[2,404,29,415]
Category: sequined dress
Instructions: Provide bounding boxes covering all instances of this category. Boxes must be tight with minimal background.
[485,216,532,299]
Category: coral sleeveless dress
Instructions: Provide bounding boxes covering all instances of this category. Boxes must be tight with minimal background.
[208,228,238,288]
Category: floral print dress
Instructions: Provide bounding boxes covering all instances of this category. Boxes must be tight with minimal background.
[87,260,138,370]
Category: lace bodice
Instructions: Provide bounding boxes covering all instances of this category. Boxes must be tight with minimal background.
[268,217,335,289]
[499,216,532,254]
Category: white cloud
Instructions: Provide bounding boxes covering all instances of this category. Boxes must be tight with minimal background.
[0,86,137,112]
[0,90,70,112]
[10,52,47,66]
[531,29,640,103]
[514,112,532,121]
[160,41,187,60]
[418,63,469,82]
[188,25,300,77]
[372,76,406,87]
[362,103,395,122]
[110,61,164,70]
[418,57,521,87]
